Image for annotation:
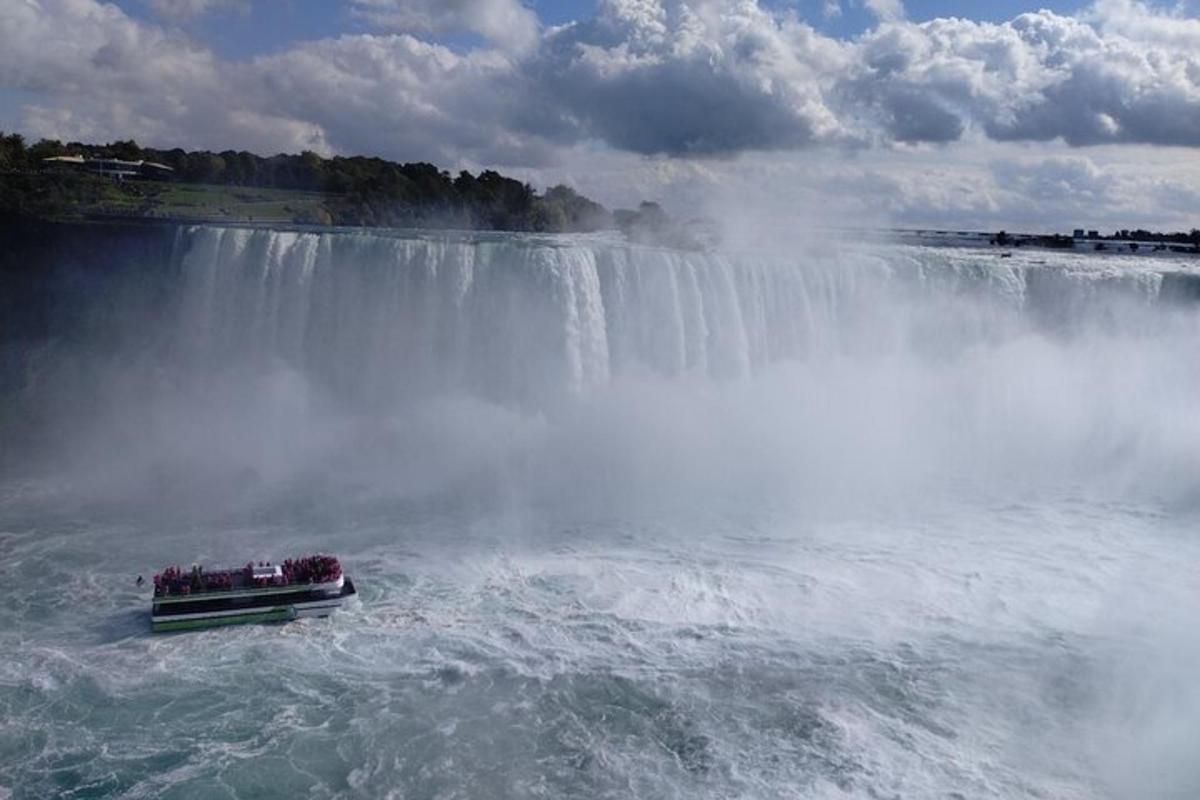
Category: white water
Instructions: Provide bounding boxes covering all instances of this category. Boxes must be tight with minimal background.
[1,227,1199,798]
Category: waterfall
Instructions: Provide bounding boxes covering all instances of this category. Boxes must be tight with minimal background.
[4,220,1198,497]
[169,225,1194,410]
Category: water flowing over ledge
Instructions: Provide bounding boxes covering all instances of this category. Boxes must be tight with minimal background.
[171,225,1198,409]
[3,221,1198,497]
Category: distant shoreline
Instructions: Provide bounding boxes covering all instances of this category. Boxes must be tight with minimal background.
[887,227,1200,256]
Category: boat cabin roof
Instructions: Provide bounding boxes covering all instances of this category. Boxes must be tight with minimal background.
[253,565,282,580]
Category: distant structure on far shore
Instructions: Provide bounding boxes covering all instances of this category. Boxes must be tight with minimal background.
[42,154,173,181]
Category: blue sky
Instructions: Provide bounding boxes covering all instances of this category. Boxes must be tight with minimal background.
[2,0,1199,231]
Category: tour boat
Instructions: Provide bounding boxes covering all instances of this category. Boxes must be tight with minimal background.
[150,555,356,632]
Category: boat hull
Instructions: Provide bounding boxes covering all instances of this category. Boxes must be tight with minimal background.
[151,578,356,632]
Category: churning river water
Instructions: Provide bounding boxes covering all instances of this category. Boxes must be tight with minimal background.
[1,227,1199,799]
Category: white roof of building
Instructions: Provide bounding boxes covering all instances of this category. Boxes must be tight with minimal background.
[41,155,174,171]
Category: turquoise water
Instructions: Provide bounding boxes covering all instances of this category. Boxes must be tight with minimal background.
[3,490,1198,799]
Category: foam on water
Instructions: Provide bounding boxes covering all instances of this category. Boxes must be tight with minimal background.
[2,228,1200,798]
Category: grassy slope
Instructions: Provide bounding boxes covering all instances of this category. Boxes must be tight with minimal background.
[31,174,334,224]
[145,183,331,223]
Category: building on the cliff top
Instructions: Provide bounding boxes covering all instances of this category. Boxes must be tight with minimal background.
[42,155,173,180]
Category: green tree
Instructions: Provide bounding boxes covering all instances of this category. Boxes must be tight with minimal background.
[27,139,68,163]
[107,139,143,161]
[296,150,325,190]
[0,132,27,170]
[0,136,621,234]
[183,153,226,183]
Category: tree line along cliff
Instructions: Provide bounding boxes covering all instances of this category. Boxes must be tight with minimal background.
[0,134,676,235]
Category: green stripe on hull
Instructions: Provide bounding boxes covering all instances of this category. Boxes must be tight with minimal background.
[152,607,293,632]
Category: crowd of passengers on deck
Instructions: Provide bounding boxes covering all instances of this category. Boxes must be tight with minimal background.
[153,555,342,596]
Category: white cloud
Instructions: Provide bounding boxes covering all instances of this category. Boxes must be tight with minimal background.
[844,8,1200,147]
[0,0,545,162]
[350,0,539,52]
[144,0,247,20]
[863,0,904,22]
[989,156,1117,225]
[522,0,1200,154]
[1086,0,1200,50]
[0,0,225,142]
[524,0,851,154]
[517,141,1200,234]
[246,33,554,164]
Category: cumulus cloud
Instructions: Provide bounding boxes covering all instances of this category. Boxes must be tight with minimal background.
[0,0,229,144]
[842,9,1200,148]
[521,0,1200,154]
[246,33,554,164]
[0,0,549,163]
[863,0,904,22]
[982,11,1200,146]
[524,0,850,155]
[1086,0,1200,50]
[349,0,540,52]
